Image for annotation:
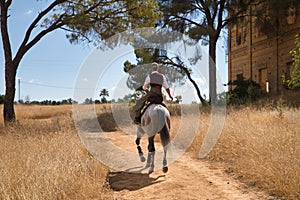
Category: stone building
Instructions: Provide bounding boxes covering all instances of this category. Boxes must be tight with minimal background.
[228,3,300,100]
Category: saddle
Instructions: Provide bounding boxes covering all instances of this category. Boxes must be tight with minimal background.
[147,91,163,104]
[140,101,166,117]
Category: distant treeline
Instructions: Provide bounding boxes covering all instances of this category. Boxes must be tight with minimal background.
[0,95,114,105]
[24,98,77,105]
[0,94,5,104]
[0,95,77,105]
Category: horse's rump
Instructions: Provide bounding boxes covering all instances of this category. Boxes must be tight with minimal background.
[141,104,170,142]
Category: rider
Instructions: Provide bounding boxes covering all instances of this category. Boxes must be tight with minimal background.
[132,62,173,124]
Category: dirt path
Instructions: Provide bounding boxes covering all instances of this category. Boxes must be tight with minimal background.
[83,131,267,200]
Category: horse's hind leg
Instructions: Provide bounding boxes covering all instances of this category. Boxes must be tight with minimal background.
[146,136,155,174]
[160,123,170,173]
[162,148,168,173]
[136,127,145,162]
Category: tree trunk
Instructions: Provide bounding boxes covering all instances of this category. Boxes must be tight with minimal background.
[209,37,217,102]
[4,61,17,123]
[1,1,16,124]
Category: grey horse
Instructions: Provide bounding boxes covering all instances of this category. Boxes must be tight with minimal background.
[135,103,171,174]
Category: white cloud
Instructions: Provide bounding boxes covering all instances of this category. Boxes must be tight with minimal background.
[82,78,88,82]
[27,79,42,84]
[194,77,207,86]
[109,85,131,100]
[25,10,33,15]
[109,86,117,93]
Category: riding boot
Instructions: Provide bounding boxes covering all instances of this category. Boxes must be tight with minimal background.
[133,116,141,125]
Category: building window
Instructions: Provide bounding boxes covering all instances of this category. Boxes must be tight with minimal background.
[236,26,242,45]
[282,62,294,89]
[284,61,294,80]
[235,17,247,45]
[236,26,246,45]
[287,6,296,25]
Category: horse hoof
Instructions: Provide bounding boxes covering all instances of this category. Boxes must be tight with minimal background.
[162,166,168,173]
[149,168,154,174]
[145,163,150,168]
[140,156,146,162]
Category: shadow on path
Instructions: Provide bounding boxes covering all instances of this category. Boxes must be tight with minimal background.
[107,167,166,191]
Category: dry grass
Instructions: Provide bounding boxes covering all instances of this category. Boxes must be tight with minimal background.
[189,106,300,199]
[0,104,299,199]
[0,105,111,199]
[16,104,72,120]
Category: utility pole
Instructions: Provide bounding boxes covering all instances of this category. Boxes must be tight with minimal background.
[18,78,20,103]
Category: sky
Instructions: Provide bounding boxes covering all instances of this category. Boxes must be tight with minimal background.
[0,1,228,103]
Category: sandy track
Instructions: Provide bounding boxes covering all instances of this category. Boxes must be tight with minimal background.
[83,131,267,200]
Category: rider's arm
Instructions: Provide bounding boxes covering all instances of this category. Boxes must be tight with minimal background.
[162,75,169,89]
[162,75,173,101]
[142,75,150,93]
[166,88,173,101]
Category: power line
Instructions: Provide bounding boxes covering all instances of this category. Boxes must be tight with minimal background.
[20,80,95,90]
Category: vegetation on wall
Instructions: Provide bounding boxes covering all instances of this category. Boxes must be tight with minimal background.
[282,34,300,89]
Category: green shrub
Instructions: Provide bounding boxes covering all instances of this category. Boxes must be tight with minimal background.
[228,76,263,105]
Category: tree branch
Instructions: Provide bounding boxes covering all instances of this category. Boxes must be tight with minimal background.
[199,0,212,25]
[162,57,206,103]
[5,0,12,8]
[169,14,207,30]
[216,0,226,35]
[13,18,64,67]
[211,0,220,22]
[192,0,206,13]
[18,0,66,54]
[13,0,102,67]
[220,1,254,30]
[60,26,92,43]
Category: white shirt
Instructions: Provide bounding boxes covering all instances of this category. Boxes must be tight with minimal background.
[142,71,169,90]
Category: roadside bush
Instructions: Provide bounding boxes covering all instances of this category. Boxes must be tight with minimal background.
[228,76,264,105]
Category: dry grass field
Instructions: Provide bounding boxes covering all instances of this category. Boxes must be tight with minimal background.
[189,106,300,199]
[0,104,299,199]
[0,105,112,199]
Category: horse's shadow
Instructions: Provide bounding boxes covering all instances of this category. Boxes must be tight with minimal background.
[107,166,166,191]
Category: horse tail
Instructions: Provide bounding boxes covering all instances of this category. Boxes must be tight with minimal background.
[158,108,170,147]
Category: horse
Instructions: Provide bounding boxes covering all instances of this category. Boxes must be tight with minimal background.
[135,103,171,174]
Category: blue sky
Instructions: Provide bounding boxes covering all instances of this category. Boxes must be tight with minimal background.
[0,1,93,101]
[0,1,228,103]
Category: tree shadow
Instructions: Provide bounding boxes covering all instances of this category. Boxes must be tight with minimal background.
[107,167,166,191]
[77,111,132,132]
[77,112,118,132]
